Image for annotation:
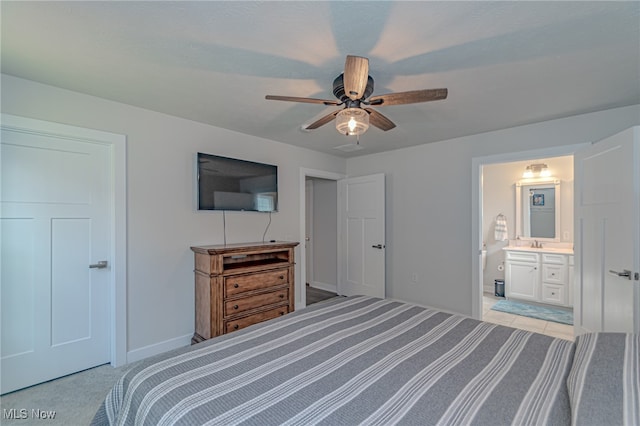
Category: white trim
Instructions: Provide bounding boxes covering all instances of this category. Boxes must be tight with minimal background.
[471,143,588,321]
[126,334,192,363]
[299,168,345,310]
[0,113,128,367]
[305,180,314,286]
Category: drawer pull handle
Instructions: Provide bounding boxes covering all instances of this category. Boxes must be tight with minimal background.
[234,283,239,288]
[279,275,284,280]
[279,294,284,298]
[279,311,285,316]
[233,324,239,330]
[233,304,239,310]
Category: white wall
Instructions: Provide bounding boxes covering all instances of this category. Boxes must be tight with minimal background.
[4,73,639,352]
[1,74,346,360]
[346,104,640,316]
[482,156,573,292]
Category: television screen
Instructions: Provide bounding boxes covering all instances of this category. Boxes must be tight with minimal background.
[196,153,278,212]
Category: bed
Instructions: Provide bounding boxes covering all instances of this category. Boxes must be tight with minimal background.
[92,296,638,426]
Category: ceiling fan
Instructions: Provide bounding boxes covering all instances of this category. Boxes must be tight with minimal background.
[265,55,448,136]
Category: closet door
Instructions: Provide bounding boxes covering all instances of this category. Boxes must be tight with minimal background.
[338,174,385,298]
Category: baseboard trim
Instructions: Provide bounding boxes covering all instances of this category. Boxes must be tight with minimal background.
[309,281,337,293]
[127,333,192,363]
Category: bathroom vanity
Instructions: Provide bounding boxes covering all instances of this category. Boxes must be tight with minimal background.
[503,247,574,307]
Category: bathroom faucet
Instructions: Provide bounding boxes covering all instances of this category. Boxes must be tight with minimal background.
[530,240,543,249]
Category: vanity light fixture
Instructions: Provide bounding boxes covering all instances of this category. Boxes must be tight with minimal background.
[523,163,551,178]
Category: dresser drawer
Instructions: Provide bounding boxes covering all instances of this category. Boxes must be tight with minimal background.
[225,289,288,315]
[225,305,289,333]
[225,269,289,296]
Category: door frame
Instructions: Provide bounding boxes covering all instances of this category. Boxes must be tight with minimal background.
[471,143,587,320]
[305,179,314,287]
[298,168,345,309]
[1,114,127,367]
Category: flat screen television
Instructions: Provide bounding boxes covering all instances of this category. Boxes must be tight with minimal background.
[196,152,278,212]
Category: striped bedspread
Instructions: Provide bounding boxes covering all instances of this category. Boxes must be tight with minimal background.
[567,332,639,426]
[92,296,576,426]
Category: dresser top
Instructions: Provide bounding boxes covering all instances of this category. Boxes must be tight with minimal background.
[191,241,299,255]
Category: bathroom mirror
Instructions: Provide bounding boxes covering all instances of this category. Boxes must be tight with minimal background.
[515,179,561,241]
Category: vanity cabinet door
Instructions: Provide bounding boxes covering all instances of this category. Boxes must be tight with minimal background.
[505,261,539,301]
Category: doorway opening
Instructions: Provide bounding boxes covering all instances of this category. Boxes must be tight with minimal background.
[472,144,588,340]
[482,155,573,340]
[299,168,345,309]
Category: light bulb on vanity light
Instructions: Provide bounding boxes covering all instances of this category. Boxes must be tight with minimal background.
[523,163,550,178]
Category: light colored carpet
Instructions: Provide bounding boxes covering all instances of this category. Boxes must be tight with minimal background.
[491,299,574,325]
[0,362,136,425]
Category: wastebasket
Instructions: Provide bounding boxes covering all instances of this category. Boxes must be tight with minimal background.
[494,279,505,297]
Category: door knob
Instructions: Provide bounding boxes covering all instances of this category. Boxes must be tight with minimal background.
[372,244,385,249]
[89,260,108,269]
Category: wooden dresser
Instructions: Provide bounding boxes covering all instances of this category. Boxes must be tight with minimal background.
[190,241,298,343]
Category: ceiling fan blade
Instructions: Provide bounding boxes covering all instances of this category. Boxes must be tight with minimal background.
[265,95,339,106]
[368,88,448,106]
[305,110,340,130]
[343,55,369,100]
[364,108,396,131]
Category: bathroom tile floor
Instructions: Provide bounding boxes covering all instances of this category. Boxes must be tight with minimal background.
[482,294,574,341]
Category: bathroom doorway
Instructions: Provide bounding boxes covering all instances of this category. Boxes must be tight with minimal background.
[472,145,587,341]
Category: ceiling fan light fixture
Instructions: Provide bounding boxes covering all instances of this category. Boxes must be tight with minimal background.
[335,108,369,136]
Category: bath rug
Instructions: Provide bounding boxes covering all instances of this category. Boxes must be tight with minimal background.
[491,299,573,325]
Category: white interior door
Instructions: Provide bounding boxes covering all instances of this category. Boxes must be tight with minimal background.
[1,125,112,393]
[338,173,385,298]
[574,126,640,334]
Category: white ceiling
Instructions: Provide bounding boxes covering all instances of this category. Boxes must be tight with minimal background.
[2,1,639,157]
